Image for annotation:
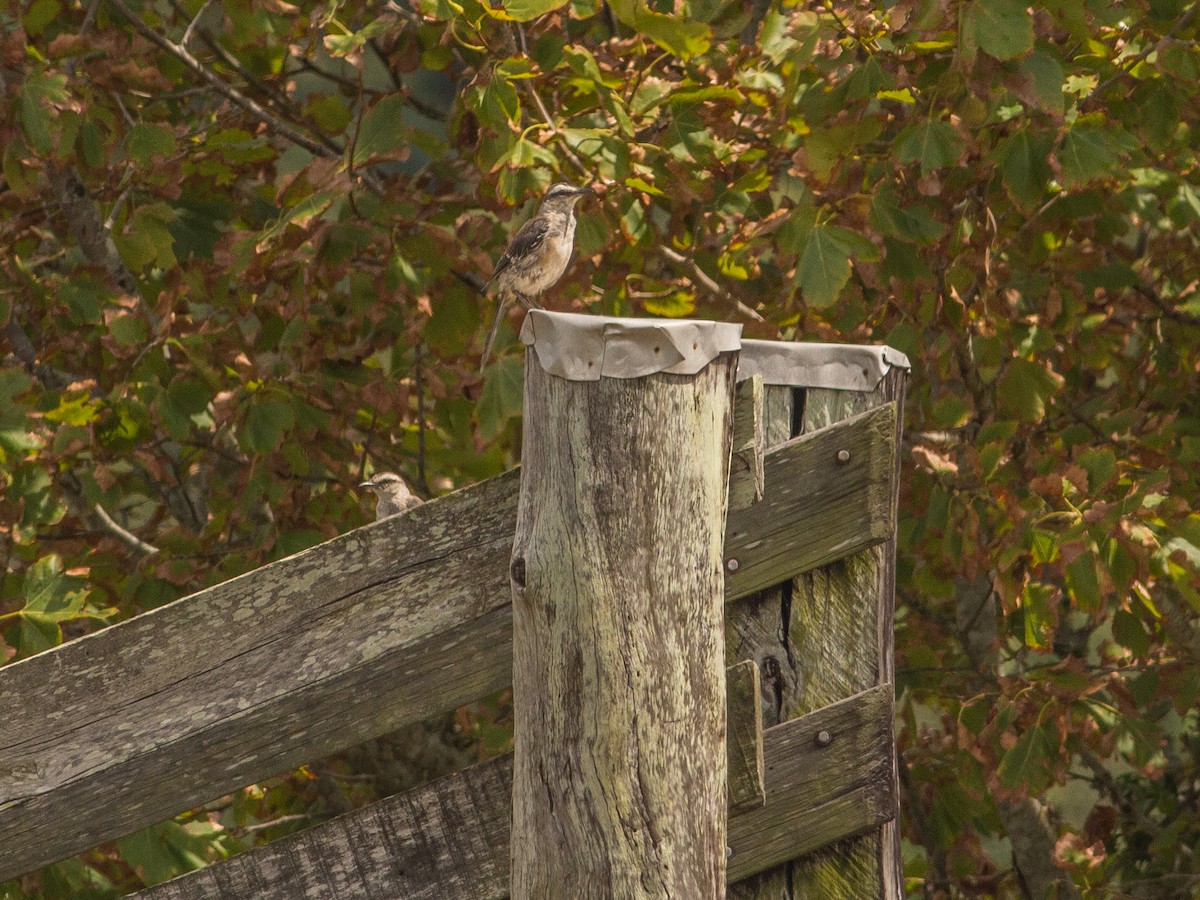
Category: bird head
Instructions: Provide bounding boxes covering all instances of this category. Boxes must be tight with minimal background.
[541,182,592,209]
[359,472,413,499]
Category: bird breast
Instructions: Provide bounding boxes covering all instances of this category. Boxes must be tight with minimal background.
[506,215,577,296]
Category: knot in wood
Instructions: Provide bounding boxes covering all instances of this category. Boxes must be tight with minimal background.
[510,556,527,588]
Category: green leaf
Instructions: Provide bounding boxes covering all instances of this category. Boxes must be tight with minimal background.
[994,129,1053,209]
[607,0,711,58]
[871,184,945,243]
[24,0,62,35]
[353,94,410,165]
[128,123,176,167]
[643,291,697,317]
[17,71,69,154]
[1066,552,1103,613]
[240,397,295,453]
[23,555,85,616]
[998,722,1056,791]
[43,393,101,426]
[1077,447,1116,491]
[501,0,570,23]
[305,95,353,133]
[426,289,479,355]
[995,357,1062,422]
[1112,608,1149,656]
[1056,123,1121,188]
[16,554,97,653]
[479,76,521,131]
[896,120,963,174]
[795,224,852,309]
[97,400,153,451]
[476,356,524,441]
[1019,50,1064,116]
[973,0,1033,61]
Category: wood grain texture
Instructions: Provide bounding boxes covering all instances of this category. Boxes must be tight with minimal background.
[729,375,765,511]
[0,388,896,882]
[510,355,737,899]
[724,403,897,599]
[787,374,907,899]
[0,471,520,883]
[137,686,894,900]
[726,659,766,813]
[725,375,907,900]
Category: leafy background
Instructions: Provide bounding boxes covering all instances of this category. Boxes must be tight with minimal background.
[2,0,1199,895]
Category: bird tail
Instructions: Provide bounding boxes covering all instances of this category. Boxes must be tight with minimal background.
[479,298,507,372]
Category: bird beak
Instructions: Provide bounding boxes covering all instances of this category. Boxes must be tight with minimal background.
[359,480,375,489]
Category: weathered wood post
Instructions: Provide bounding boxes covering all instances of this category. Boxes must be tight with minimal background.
[510,311,742,899]
[728,341,909,898]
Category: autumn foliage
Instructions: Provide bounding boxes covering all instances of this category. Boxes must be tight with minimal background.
[2,0,1199,895]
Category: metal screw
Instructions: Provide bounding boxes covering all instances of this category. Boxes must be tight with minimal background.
[835,449,851,465]
[726,557,740,573]
[815,729,833,747]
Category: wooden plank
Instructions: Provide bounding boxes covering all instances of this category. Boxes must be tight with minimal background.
[136,685,895,899]
[729,375,765,511]
[726,660,766,813]
[786,375,906,898]
[0,470,520,884]
[723,403,897,600]
[0,407,895,881]
[726,384,802,900]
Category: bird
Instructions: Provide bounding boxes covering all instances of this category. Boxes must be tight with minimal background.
[360,472,423,520]
[480,182,593,370]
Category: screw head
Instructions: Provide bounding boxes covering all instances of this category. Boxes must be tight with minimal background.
[815,729,833,747]
[835,449,851,465]
[726,557,740,573]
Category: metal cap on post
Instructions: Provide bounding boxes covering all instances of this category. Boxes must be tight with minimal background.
[510,311,742,899]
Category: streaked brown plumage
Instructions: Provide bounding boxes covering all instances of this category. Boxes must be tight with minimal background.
[480,182,592,370]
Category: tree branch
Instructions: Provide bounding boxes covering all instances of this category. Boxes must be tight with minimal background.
[106,0,385,196]
[657,245,765,321]
[59,471,161,557]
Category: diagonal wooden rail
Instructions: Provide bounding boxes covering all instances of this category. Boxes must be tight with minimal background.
[0,404,896,882]
[136,685,895,900]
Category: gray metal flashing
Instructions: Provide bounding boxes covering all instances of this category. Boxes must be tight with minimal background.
[518,311,910,389]
[738,339,911,391]
[520,310,743,381]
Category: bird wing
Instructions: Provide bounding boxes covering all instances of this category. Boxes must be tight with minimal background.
[490,214,550,283]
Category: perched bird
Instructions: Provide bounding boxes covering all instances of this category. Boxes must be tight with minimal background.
[360,472,423,520]
[480,182,593,369]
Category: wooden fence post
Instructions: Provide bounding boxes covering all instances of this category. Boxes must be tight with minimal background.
[509,312,741,899]
[728,341,909,899]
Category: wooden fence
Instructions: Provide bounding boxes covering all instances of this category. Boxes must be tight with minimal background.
[0,316,908,897]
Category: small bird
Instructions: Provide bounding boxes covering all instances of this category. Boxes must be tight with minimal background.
[360,472,423,520]
[480,182,593,370]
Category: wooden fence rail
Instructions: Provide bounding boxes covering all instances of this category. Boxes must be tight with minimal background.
[0,401,897,883]
[136,685,894,900]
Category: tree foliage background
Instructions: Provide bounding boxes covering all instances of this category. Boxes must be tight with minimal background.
[2,0,1199,895]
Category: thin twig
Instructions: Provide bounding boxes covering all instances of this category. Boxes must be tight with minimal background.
[1134,283,1200,327]
[1087,3,1200,104]
[180,0,213,48]
[238,814,311,836]
[89,500,161,556]
[107,0,386,195]
[514,24,589,180]
[658,245,765,321]
[414,341,429,496]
